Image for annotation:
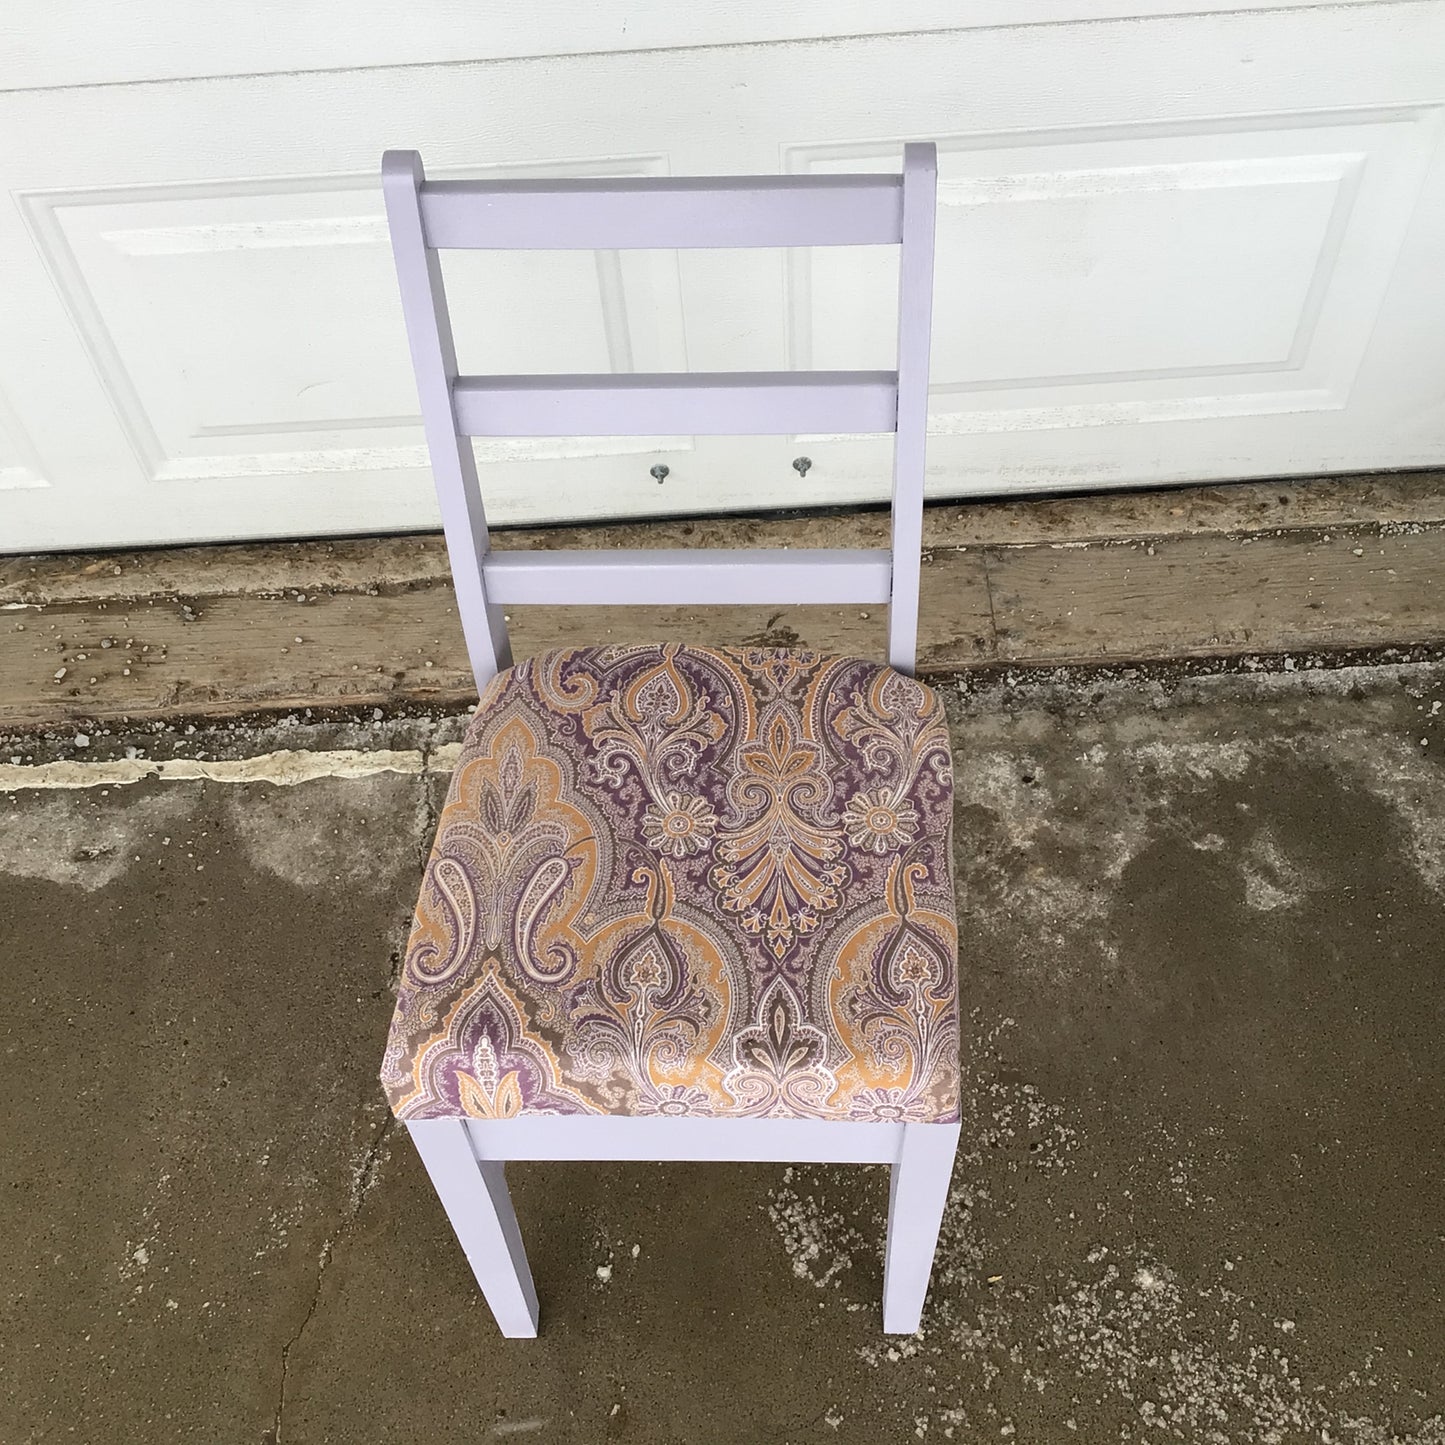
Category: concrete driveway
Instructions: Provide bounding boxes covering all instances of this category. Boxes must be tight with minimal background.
[4,661,1443,1444]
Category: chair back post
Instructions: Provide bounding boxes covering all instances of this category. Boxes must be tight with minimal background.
[887,142,938,677]
[382,150,512,688]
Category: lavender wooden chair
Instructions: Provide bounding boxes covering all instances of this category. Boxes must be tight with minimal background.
[380,144,959,1337]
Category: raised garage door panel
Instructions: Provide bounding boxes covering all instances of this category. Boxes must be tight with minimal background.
[0,2,1443,551]
[796,107,1445,490]
[20,163,689,488]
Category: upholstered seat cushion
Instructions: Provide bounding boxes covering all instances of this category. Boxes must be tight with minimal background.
[381,644,959,1123]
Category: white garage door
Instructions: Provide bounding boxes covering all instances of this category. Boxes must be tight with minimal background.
[2,1,1443,552]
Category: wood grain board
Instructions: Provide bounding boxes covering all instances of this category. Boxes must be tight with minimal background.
[984,529,1445,665]
[3,476,1443,730]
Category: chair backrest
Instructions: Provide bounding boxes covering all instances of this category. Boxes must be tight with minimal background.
[381,145,937,689]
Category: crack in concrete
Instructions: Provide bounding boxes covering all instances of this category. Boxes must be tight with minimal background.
[417,716,447,864]
[276,721,441,1438]
[370,717,450,1004]
[269,1109,394,1445]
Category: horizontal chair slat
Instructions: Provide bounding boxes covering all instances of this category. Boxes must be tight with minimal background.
[481,548,893,606]
[421,174,904,250]
[453,370,898,437]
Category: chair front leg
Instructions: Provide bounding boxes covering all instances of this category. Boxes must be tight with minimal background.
[882,1121,960,1334]
[407,1118,539,1338]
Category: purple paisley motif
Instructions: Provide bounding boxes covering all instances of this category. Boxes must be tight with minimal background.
[722,979,838,1118]
[401,978,590,1120]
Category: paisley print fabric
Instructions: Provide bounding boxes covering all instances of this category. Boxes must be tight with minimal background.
[381,645,959,1123]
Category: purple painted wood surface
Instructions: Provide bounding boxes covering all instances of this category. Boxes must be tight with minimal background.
[452,370,898,438]
[887,143,939,674]
[383,144,951,1341]
[420,172,904,250]
[381,150,510,684]
[481,547,891,606]
[382,143,937,686]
